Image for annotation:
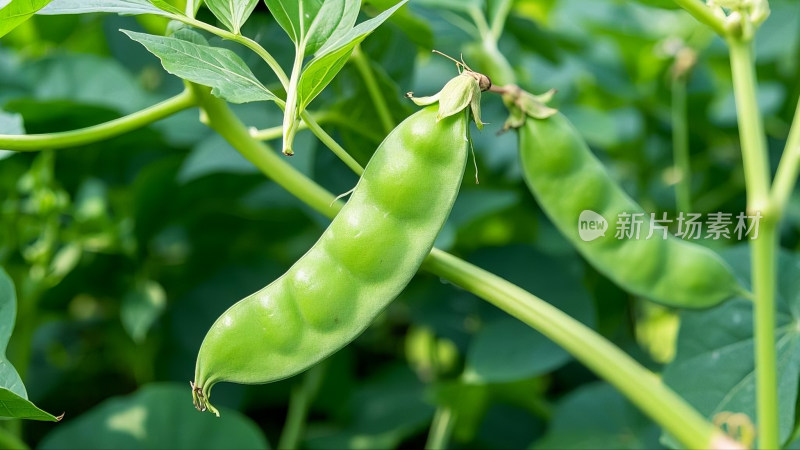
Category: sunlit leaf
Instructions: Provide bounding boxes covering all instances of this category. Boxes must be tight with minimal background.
[37,0,173,16]
[0,0,55,38]
[297,0,406,110]
[39,384,268,449]
[0,268,61,421]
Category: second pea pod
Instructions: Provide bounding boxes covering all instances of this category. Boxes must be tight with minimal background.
[192,73,486,416]
[503,87,745,309]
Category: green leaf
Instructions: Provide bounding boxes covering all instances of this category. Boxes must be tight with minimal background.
[0,267,61,422]
[123,30,277,104]
[303,0,359,56]
[147,0,184,15]
[0,0,54,38]
[0,388,62,421]
[305,366,433,450]
[297,0,407,111]
[120,280,167,344]
[263,0,323,44]
[39,383,269,449]
[37,0,173,16]
[532,382,661,449]
[204,0,258,34]
[464,317,570,384]
[0,268,24,399]
[663,245,800,445]
[177,133,260,183]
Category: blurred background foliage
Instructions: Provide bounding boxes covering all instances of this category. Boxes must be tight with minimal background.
[0,0,799,448]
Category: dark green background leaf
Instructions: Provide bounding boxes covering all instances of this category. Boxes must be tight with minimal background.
[663,246,800,444]
[38,383,269,449]
[532,383,662,449]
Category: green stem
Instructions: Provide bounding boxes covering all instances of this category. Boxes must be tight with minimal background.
[251,124,302,141]
[251,113,384,144]
[192,82,728,449]
[350,45,394,134]
[190,84,341,215]
[728,37,779,449]
[672,75,692,212]
[299,111,364,175]
[0,89,195,151]
[425,406,456,450]
[468,7,492,41]
[422,249,726,450]
[488,0,513,40]
[467,6,516,85]
[771,98,800,216]
[281,50,305,155]
[319,113,385,143]
[277,363,326,450]
[671,0,727,36]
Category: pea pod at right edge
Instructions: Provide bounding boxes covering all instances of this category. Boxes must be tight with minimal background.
[502,87,747,308]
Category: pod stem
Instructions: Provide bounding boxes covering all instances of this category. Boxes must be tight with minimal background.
[190,381,219,417]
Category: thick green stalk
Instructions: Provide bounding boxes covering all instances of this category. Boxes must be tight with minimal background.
[351,45,394,134]
[193,82,728,449]
[0,90,195,151]
[728,37,779,449]
[672,75,692,212]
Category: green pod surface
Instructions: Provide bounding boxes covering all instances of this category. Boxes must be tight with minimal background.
[519,113,743,308]
[193,106,468,415]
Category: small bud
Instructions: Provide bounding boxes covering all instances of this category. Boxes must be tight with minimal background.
[465,71,492,92]
[477,73,492,92]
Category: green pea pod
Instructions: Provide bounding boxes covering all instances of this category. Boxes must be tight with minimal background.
[505,88,745,308]
[193,74,485,415]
